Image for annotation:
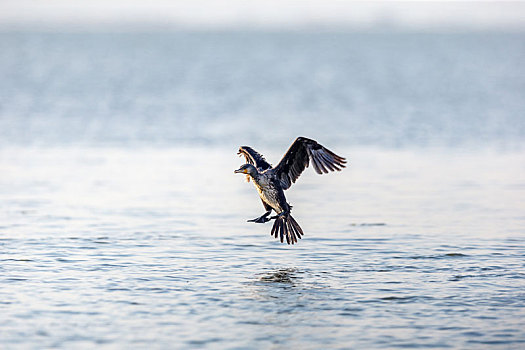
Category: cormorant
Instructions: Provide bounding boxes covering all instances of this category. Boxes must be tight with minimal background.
[235,137,346,244]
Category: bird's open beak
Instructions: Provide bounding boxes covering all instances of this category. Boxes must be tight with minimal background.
[234,168,244,174]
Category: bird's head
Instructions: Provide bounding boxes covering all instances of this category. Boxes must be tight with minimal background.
[234,164,258,180]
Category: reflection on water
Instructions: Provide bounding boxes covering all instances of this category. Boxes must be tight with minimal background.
[258,268,299,284]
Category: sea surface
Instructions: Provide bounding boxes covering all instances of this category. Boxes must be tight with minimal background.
[0,30,524,349]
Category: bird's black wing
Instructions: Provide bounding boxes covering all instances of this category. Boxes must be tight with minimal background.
[273,137,347,190]
[238,146,272,170]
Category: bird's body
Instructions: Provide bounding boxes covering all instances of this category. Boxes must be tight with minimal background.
[252,169,289,214]
[235,137,346,245]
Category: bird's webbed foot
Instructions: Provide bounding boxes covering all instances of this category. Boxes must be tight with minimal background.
[247,211,272,223]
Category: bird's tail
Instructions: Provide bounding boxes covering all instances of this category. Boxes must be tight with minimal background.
[271,213,304,245]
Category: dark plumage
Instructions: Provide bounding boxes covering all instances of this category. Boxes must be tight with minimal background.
[235,137,347,244]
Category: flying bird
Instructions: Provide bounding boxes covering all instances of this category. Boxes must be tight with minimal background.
[235,137,346,244]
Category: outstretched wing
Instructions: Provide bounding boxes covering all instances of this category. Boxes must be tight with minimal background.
[273,137,347,190]
[238,146,272,170]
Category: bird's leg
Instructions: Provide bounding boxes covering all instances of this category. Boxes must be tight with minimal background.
[247,210,272,223]
[269,210,289,220]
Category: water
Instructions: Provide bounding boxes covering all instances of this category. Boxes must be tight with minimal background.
[1,30,525,349]
[1,31,524,149]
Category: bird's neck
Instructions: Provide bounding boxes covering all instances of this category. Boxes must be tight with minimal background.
[248,170,261,183]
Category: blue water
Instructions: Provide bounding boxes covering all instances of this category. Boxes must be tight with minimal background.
[0,30,524,349]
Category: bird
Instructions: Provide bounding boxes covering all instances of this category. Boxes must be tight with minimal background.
[234,137,346,245]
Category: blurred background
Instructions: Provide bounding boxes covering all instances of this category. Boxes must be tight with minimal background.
[0,0,524,149]
[1,1,525,349]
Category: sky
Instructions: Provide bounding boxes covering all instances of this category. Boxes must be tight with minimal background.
[1,0,525,31]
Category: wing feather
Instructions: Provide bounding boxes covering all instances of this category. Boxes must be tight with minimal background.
[273,137,347,190]
[320,153,336,171]
[238,146,272,170]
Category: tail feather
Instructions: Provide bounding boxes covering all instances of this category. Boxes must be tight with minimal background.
[271,220,278,238]
[289,215,303,237]
[286,219,295,244]
[279,219,285,243]
[271,214,304,245]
